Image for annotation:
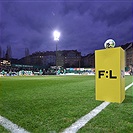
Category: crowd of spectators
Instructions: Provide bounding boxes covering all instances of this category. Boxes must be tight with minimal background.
[129,65,133,75]
[0,65,132,76]
[0,66,46,76]
[0,66,66,76]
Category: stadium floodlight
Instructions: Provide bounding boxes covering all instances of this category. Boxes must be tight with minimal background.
[53,30,60,75]
[53,30,60,41]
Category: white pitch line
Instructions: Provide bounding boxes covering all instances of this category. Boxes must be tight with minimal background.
[62,82,133,133]
[1,83,133,133]
[62,101,110,133]
[125,82,133,91]
[0,115,30,133]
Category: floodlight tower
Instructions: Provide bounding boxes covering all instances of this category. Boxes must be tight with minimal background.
[53,30,60,75]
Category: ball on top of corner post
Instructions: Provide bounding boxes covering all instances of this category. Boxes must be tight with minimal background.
[104,39,116,49]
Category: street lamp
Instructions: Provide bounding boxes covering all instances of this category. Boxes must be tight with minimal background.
[53,30,60,75]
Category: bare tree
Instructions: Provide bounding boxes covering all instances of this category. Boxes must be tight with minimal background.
[0,45,2,58]
[5,45,12,60]
[25,48,30,57]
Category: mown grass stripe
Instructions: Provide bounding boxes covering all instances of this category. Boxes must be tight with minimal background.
[0,115,29,133]
[62,82,133,133]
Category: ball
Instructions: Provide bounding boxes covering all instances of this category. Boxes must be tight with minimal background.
[104,39,115,49]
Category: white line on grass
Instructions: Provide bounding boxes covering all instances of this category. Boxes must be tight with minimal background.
[62,82,133,133]
[1,83,132,133]
[0,115,29,133]
[125,82,133,91]
[62,101,110,133]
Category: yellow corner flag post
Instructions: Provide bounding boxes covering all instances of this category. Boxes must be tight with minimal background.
[95,47,125,103]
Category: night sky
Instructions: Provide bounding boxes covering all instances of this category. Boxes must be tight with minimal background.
[0,0,132,59]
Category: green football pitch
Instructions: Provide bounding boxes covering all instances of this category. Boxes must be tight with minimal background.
[0,75,133,133]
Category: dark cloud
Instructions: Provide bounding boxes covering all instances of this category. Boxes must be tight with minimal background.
[90,2,132,26]
[60,2,93,16]
[2,2,45,33]
[0,1,132,58]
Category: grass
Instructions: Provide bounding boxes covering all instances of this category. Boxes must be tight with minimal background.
[78,76,133,133]
[0,75,133,133]
[0,126,9,133]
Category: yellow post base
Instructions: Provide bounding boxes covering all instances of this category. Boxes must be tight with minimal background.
[95,47,125,103]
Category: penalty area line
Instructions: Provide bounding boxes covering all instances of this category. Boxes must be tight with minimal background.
[62,82,133,133]
[0,115,30,133]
